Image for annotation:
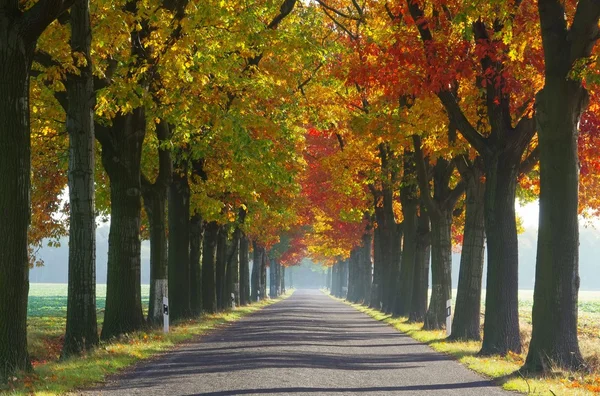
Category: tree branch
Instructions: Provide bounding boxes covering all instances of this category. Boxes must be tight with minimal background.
[412,135,437,217]
[21,0,75,42]
[568,0,600,63]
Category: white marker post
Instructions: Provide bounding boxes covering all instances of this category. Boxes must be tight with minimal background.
[446,299,452,337]
[163,296,169,333]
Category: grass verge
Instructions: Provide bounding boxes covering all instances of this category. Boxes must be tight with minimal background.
[331,294,600,396]
[2,291,293,395]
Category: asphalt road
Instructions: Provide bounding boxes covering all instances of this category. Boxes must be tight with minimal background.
[81,289,510,396]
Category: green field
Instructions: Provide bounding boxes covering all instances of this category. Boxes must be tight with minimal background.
[28,283,150,317]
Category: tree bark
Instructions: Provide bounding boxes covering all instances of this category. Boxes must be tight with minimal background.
[270,259,277,298]
[62,0,98,357]
[239,233,250,305]
[450,159,485,341]
[424,208,453,329]
[480,155,522,354]
[168,169,192,320]
[0,0,77,380]
[524,10,593,366]
[413,139,461,330]
[260,250,268,299]
[409,206,431,322]
[228,228,241,307]
[141,122,171,325]
[369,222,383,310]
[202,221,219,313]
[98,110,145,340]
[189,214,203,316]
[280,265,286,294]
[347,247,360,303]
[396,163,418,317]
[251,241,262,301]
[359,229,373,305]
[216,226,228,311]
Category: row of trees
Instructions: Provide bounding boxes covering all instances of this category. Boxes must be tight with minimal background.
[2,0,600,382]
[0,0,322,382]
[278,0,600,376]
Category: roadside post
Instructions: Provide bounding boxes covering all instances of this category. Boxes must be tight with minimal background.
[163,297,169,333]
[446,299,452,337]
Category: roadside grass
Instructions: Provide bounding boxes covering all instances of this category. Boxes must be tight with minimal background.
[333,295,600,396]
[2,292,293,395]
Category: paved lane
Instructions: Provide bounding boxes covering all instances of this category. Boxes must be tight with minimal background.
[82,289,509,395]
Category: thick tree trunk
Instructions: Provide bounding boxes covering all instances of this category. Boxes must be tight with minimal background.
[227,228,240,307]
[202,221,219,313]
[0,26,35,382]
[331,263,340,297]
[409,206,430,323]
[168,170,192,320]
[424,208,453,330]
[281,266,286,294]
[239,233,250,305]
[369,224,383,309]
[216,226,228,310]
[99,111,145,340]
[270,259,277,298]
[359,230,373,305]
[396,183,418,317]
[525,79,586,371]
[251,241,262,301]
[62,0,98,357]
[260,250,268,299]
[189,214,203,316]
[450,162,485,341]
[480,156,522,355]
[142,189,167,325]
[141,121,171,325]
[347,248,359,303]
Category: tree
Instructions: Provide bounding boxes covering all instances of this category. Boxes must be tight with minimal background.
[62,0,99,357]
[0,0,75,381]
[413,134,464,330]
[525,0,600,372]
[404,0,540,354]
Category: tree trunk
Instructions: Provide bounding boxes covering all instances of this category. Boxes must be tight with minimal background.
[347,248,359,303]
[141,121,171,325]
[239,233,250,305]
[409,205,430,323]
[227,228,240,308]
[450,161,485,341]
[189,214,203,316]
[99,111,145,340]
[62,0,98,357]
[0,2,77,380]
[369,223,383,310]
[480,156,522,355]
[251,241,262,301]
[202,221,219,313]
[260,250,268,299]
[525,78,587,370]
[0,24,35,382]
[281,266,286,294]
[270,259,278,298]
[168,170,192,320]
[142,187,167,325]
[216,226,228,311]
[359,230,373,305]
[396,184,418,317]
[424,208,453,330]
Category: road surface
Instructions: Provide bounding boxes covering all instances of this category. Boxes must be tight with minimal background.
[82,289,510,395]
